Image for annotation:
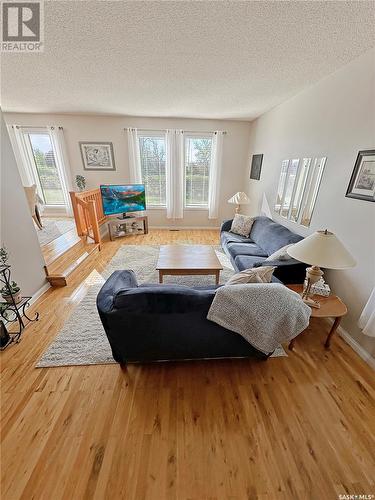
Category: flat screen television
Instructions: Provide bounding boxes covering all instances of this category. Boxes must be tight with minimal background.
[100,184,146,218]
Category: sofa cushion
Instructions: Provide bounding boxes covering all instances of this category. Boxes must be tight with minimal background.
[220,231,254,246]
[265,244,294,262]
[230,214,255,237]
[250,216,303,256]
[226,266,276,285]
[234,255,267,271]
[227,242,268,259]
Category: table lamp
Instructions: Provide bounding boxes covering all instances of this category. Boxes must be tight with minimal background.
[228,192,250,214]
[287,230,356,308]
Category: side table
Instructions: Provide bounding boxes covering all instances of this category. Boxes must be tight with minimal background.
[287,284,347,350]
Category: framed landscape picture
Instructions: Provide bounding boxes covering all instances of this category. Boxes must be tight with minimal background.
[346,150,375,202]
[79,142,116,171]
[250,154,263,180]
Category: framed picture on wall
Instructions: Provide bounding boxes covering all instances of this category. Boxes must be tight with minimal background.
[250,154,263,180]
[79,142,116,171]
[346,150,375,202]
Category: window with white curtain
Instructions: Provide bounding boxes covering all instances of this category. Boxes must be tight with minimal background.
[138,133,166,207]
[15,128,67,207]
[26,132,65,205]
[274,157,326,227]
[184,135,213,207]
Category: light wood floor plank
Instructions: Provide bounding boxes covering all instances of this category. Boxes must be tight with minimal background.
[1,229,374,499]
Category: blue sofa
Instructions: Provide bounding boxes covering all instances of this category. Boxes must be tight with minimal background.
[97,270,270,364]
[221,216,307,284]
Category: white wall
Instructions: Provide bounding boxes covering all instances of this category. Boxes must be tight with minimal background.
[244,48,375,356]
[0,109,47,297]
[4,113,251,227]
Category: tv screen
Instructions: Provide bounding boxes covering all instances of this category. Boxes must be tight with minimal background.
[100,184,146,216]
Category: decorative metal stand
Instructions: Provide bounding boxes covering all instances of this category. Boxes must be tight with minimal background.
[0,265,39,350]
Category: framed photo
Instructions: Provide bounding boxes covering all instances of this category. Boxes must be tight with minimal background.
[346,150,375,202]
[250,154,263,180]
[79,142,116,171]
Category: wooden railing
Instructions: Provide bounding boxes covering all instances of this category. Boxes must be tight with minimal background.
[70,189,105,249]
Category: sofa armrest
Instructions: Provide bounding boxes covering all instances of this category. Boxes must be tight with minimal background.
[253,259,308,284]
[97,270,138,314]
[221,219,233,232]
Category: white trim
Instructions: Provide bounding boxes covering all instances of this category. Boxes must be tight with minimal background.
[335,321,375,370]
[137,130,166,138]
[184,205,209,211]
[29,282,51,305]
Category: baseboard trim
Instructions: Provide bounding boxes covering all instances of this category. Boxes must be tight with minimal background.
[337,323,375,370]
[29,282,51,305]
[149,225,221,230]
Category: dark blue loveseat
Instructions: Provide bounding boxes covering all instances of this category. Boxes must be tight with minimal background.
[221,216,307,284]
[97,270,270,364]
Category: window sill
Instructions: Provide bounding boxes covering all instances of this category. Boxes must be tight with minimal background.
[184,206,209,211]
[143,206,209,212]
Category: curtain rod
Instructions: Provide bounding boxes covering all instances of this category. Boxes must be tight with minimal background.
[126,128,227,134]
[12,125,63,130]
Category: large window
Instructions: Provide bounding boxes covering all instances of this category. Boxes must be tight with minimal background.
[25,132,65,205]
[274,157,326,227]
[138,134,166,207]
[184,136,213,207]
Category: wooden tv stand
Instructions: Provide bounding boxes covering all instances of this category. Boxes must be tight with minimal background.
[108,215,148,241]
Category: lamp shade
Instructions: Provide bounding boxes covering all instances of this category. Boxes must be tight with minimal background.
[287,230,356,269]
[228,192,250,205]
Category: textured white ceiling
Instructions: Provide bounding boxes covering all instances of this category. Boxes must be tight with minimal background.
[2,1,375,120]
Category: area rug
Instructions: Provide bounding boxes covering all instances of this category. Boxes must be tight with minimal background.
[36,245,287,368]
[37,218,76,246]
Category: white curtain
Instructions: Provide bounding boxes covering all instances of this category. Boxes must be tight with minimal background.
[48,126,73,215]
[8,125,34,185]
[208,131,224,219]
[358,287,375,337]
[127,128,142,183]
[166,129,184,219]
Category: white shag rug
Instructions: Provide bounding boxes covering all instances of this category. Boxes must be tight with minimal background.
[37,218,76,246]
[36,245,287,368]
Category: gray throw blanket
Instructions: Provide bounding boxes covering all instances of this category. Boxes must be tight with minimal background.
[207,283,311,354]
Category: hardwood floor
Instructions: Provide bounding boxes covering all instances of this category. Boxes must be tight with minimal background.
[1,230,374,500]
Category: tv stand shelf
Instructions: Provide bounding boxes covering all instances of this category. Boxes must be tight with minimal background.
[108,215,148,241]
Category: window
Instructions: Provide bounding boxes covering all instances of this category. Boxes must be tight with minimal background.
[138,134,166,206]
[274,157,326,227]
[25,132,65,205]
[279,159,300,218]
[184,136,212,207]
[300,157,326,227]
[290,158,311,222]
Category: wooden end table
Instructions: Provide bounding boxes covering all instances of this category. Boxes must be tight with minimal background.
[156,245,223,285]
[287,284,347,350]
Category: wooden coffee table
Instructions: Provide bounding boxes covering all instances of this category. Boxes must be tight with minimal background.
[156,245,223,284]
[287,284,347,349]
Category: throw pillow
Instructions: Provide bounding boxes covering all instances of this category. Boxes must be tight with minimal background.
[230,214,254,237]
[226,266,276,285]
[265,244,294,262]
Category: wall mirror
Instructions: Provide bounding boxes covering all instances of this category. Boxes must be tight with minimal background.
[274,157,326,227]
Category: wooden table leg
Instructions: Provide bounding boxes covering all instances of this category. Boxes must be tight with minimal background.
[159,271,163,284]
[325,316,341,349]
[215,271,220,285]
